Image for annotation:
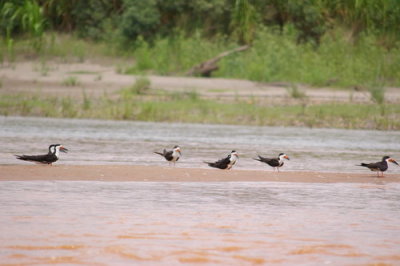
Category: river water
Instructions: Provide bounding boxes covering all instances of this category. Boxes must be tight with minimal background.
[1,181,400,265]
[1,116,400,265]
[1,116,399,172]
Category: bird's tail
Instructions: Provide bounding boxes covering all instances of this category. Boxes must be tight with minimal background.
[253,155,264,162]
[357,163,368,167]
[203,161,215,167]
[154,149,166,156]
[15,155,28,161]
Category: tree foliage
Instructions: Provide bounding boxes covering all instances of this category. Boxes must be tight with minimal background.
[120,0,160,41]
[1,0,45,37]
[1,0,399,46]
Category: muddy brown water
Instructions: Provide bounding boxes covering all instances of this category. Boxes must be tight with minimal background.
[0,181,400,265]
[1,116,400,265]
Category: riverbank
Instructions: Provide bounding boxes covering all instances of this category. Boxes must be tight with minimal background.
[1,60,400,130]
[0,165,398,183]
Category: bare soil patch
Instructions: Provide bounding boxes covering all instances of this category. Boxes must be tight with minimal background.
[1,60,399,103]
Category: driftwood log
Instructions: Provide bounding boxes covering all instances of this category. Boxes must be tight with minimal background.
[185,45,250,77]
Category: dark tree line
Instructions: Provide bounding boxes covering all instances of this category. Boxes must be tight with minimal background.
[1,0,400,47]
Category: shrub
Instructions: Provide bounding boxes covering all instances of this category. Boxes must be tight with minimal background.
[62,76,79,86]
[120,0,160,41]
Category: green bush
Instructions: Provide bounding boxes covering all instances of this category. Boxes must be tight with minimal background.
[125,27,400,88]
[120,0,160,41]
[126,31,231,75]
[288,1,326,46]
[128,76,151,95]
[1,0,46,50]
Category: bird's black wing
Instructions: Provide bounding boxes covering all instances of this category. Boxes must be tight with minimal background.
[164,150,174,161]
[16,153,56,164]
[256,156,280,167]
[207,155,231,169]
[360,162,387,171]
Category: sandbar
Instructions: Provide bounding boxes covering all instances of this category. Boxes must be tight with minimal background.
[0,165,398,183]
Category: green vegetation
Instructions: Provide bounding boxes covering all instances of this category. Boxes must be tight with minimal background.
[0,2,399,88]
[3,0,399,44]
[369,87,385,105]
[287,84,307,99]
[128,30,400,88]
[1,1,399,88]
[121,76,151,96]
[1,0,45,52]
[0,93,399,130]
[62,76,80,86]
[67,71,99,75]
[1,0,400,130]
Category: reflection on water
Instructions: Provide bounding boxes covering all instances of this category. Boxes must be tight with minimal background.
[1,116,400,172]
[1,181,400,265]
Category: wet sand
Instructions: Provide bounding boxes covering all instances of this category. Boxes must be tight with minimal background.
[0,165,398,183]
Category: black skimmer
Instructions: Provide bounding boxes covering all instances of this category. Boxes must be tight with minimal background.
[154,145,181,166]
[15,144,68,165]
[254,153,290,172]
[358,156,399,177]
[205,150,239,170]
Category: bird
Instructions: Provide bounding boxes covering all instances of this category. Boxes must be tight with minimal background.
[205,150,239,170]
[254,153,290,172]
[358,156,399,177]
[15,144,68,165]
[154,145,181,166]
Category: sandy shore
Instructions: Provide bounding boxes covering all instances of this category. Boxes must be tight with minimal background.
[0,165,398,183]
[2,61,400,104]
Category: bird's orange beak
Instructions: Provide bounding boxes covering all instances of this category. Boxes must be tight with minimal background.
[60,146,68,153]
[389,158,399,165]
[284,155,290,160]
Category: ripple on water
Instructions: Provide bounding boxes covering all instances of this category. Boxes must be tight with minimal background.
[1,181,400,265]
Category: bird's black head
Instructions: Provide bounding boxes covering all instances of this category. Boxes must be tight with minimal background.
[48,144,57,153]
[278,153,290,160]
[49,144,68,154]
[173,145,181,154]
[230,150,239,157]
[382,156,399,166]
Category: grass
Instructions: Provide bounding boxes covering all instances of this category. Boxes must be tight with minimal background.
[1,30,399,90]
[0,93,399,130]
[62,76,80,86]
[126,32,230,75]
[32,59,52,76]
[126,28,400,89]
[121,76,151,96]
[287,84,307,99]
[369,87,385,105]
[67,71,99,75]
[0,32,399,130]
[0,32,126,63]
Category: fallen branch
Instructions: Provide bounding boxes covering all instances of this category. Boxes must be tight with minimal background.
[185,45,250,77]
